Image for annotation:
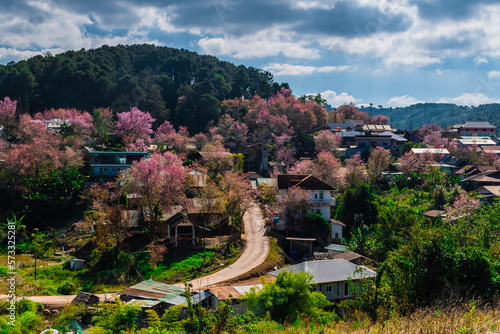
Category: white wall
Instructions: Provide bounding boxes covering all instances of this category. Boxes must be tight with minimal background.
[331,223,343,240]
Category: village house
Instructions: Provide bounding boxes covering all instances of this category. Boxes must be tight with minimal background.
[85,150,150,180]
[223,139,269,174]
[451,121,497,137]
[277,174,336,221]
[350,132,406,157]
[269,259,376,301]
[458,137,497,147]
[290,135,316,160]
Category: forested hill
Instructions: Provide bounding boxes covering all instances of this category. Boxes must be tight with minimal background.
[360,103,500,130]
[0,44,283,133]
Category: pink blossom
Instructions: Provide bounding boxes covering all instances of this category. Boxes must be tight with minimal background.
[0,96,17,130]
[423,131,447,148]
[115,107,155,146]
[315,130,341,154]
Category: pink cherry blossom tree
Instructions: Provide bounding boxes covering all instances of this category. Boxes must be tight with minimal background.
[120,152,186,238]
[479,151,500,166]
[115,107,155,150]
[370,114,390,125]
[155,120,191,153]
[274,134,296,168]
[447,189,480,221]
[315,130,341,155]
[344,153,368,186]
[423,131,447,148]
[0,97,17,135]
[193,133,209,150]
[368,147,393,180]
[418,123,442,139]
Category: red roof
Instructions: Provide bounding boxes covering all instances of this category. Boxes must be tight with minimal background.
[278,174,334,191]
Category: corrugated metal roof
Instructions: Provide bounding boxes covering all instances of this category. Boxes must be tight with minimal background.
[459,138,496,145]
[210,286,242,300]
[210,285,262,300]
[334,251,371,262]
[324,244,348,252]
[118,279,186,303]
[269,259,376,284]
[168,295,188,305]
[412,148,450,154]
[462,121,496,128]
[476,185,500,196]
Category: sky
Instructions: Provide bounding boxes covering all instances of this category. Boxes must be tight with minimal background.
[2,0,500,108]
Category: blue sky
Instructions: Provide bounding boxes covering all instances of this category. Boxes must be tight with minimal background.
[2,0,500,108]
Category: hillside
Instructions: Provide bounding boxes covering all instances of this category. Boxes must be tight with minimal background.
[360,103,500,130]
[0,44,284,133]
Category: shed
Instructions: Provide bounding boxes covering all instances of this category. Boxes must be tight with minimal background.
[118,279,186,308]
[72,292,99,306]
[70,258,85,271]
[324,244,348,257]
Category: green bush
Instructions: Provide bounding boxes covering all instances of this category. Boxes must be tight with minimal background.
[18,311,43,334]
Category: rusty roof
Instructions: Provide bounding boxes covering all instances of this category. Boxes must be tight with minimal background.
[423,210,447,218]
[210,285,263,300]
[334,251,372,263]
[118,279,186,303]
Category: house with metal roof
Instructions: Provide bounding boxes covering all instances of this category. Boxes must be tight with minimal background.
[277,174,336,222]
[351,132,407,157]
[118,279,187,309]
[452,121,497,137]
[269,259,376,300]
[87,151,150,180]
[458,137,497,147]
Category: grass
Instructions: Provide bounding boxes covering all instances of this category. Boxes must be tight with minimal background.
[232,302,500,333]
[231,237,284,283]
[148,242,243,283]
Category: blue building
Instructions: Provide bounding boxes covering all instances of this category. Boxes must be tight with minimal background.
[88,151,150,179]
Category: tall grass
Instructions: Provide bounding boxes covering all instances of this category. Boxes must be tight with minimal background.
[233,302,500,334]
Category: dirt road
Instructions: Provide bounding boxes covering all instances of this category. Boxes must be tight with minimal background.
[0,293,118,308]
[183,203,270,290]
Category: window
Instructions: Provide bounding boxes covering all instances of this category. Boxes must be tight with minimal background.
[325,285,333,293]
[335,232,339,239]
[316,209,321,214]
[311,286,317,292]
[319,191,324,200]
[344,282,349,297]
[382,142,388,146]
[104,167,108,172]
[314,193,318,199]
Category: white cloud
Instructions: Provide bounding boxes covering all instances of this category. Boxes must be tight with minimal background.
[474,56,488,64]
[263,63,351,76]
[437,93,500,106]
[387,95,423,107]
[320,90,361,107]
[487,70,500,79]
[198,30,320,59]
[383,55,442,68]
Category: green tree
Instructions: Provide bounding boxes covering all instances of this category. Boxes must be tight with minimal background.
[245,271,329,322]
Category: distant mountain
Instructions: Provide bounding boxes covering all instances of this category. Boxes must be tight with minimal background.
[359,103,500,131]
[0,44,285,133]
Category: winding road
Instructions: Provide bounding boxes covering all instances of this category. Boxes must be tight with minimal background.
[181,203,270,290]
[3,203,270,307]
